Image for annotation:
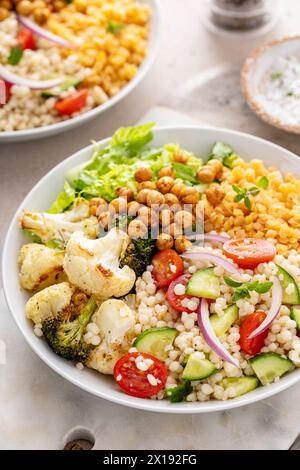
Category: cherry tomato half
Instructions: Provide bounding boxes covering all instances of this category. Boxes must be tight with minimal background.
[114,352,167,398]
[166,273,194,313]
[0,81,12,106]
[55,89,88,115]
[16,29,36,50]
[223,238,276,269]
[239,311,268,355]
[152,249,184,288]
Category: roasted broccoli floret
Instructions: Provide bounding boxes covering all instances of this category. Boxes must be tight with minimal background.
[120,237,157,277]
[42,295,98,362]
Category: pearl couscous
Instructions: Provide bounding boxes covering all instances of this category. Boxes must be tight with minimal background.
[18,124,300,404]
[0,2,150,131]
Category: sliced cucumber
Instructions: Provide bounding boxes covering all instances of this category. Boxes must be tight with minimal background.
[276,265,300,305]
[250,352,293,385]
[221,376,259,397]
[182,352,216,380]
[186,267,220,299]
[42,77,81,98]
[133,327,177,361]
[181,354,190,366]
[291,306,300,332]
[210,304,238,336]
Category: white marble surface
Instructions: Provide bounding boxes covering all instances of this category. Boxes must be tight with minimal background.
[1,0,300,450]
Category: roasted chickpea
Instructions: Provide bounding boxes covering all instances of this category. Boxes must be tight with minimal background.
[98,211,111,231]
[72,292,88,306]
[207,159,223,178]
[159,208,174,227]
[180,186,200,204]
[158,166,176,179]
[175,236,193,254]
[0,6,9,19]
[139,181,157,190]
[89,197,107,216]
[33,7,50,24]
[169,223,183,238]
[156,176,174,194]
[128,219,148,239]
[174,210,194,229]
[136,188,150,204]
[193,201,205,220]
[16,0,33,14]
[164,192,180,207]
[1,0,12,9]
[109,197,127,214]
[197,167,215,183]
[127,201,141,217]
[146,190,165,207]
[156,233,174,250]
[205,184,225,206]
[171,182,186,198]
[172,150,188,164]
[116,186,134,201]
[134,167,153,182]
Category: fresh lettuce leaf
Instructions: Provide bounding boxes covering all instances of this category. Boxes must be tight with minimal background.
[48,181,76,214]
[110,122,155,156]
[208,141,238,169]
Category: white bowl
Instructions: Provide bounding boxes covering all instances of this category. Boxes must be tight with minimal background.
[242,36,300,134]
[0,0,160,143]
[3,126,300,413]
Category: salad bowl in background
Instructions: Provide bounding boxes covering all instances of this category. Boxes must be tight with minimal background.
[2,125,300,413]
[0,0,160,143]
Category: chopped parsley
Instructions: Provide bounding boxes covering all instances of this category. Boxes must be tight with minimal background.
[166,380,193,403]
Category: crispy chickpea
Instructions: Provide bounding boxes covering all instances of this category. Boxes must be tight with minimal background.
[15,0,33,14]
[173,150,188,164]
[205,184,225,206]
[180,186,200,204]
[156,233,174,250]
[158,166,176,179]
[0,6,9,19]
[175,236,193,254]
[98,211,111,230]
[136,188,150,204]
[156,176,174,194]
[139,181,157,191]
[159,208,174,227]
[1,0,12,9]
[146,190,165,208]
[134,167,153,182]
[169,223,183,238]
[128,219,148,239]
[174,210,194,229]
[196,167,215,183]
[89,197,107,216]
[33,7,50,24]
[164,192,179,207]
[127,201,141,217]
[193,201,205,220]
[116,186,133,201]
[171,182,186,198]
[109,197,127,214]
[207,159,223,178]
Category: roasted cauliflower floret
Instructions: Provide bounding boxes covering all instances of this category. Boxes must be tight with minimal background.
[86,299,136,375]
[63,228,136,299]
[20,199,97,244]
[18,243,66,292]
[26,282,74,325]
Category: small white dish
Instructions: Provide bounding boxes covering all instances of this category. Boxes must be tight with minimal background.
[2,125,300,413]
[242,36,300,134]
[0,0,160,143]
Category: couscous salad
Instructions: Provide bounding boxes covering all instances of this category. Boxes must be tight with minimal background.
[18,123,300,403]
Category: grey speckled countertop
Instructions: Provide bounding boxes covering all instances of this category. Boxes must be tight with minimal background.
[1,0,300,450]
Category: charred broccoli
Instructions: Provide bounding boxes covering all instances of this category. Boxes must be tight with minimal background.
[42,295,98,362]
[120,237,157,277]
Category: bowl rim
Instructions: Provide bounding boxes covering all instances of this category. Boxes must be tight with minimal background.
[0,0,161,143]
[3,124,300,413]
[241,35,300,135]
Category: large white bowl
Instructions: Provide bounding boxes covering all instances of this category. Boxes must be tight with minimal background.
[3,126,300,413]
[0,0,160,143]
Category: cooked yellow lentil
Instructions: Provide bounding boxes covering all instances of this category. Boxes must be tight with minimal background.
[45,0,151,96]
[204,158,300,255]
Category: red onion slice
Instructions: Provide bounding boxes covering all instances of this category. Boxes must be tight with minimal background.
[0,65,65,90]
[18,15,77,49]
[198,298,240,368]
[187,233,230,244]
[248,277,282,339]
[181,251,243,279]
